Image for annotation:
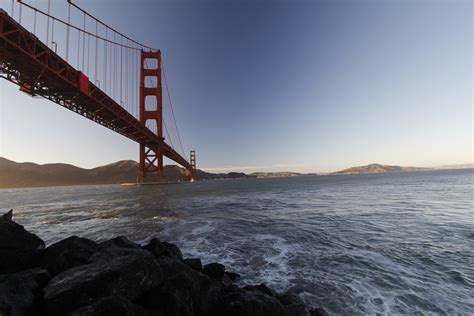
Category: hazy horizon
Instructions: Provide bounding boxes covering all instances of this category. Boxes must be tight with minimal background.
[0,0,472,173]
[1,155,473,175]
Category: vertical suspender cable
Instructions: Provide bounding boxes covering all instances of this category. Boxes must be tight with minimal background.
[11,0,14,17]
[66,2,70,61]
[120,37,123,104]
[95,20,98,82]
[132,45,135,117]
[51,19,55,49]
[82,13,86,71]
[113,32,116,100]
[77,28,81,68]
[104,28,108,94]
[125,39,129,112]
[46,0,50,47]
[109,31,113,96]
[87,33,90,74]
[18,1,22,24]
[33,10,37,35]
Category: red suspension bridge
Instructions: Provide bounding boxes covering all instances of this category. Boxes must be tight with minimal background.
[0,0,197,181]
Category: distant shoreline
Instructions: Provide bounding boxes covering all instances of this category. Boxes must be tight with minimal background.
[0,166,472,190]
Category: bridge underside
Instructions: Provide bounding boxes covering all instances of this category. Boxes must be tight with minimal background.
[0,9,195,179]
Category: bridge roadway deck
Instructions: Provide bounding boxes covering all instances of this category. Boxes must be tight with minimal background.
[0,9,192,173]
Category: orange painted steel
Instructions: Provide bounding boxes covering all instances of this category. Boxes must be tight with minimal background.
[0,9,195,179]
[139,50,164,181]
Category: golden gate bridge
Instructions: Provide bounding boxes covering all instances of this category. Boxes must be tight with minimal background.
[0,0,197,182]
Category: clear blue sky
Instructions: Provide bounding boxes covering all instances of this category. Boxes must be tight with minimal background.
[0,0,472,172]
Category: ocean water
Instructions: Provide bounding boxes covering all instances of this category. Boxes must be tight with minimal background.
[0,169,473,315]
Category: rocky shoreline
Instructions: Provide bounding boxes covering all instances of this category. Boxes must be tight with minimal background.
[0,210,323,316]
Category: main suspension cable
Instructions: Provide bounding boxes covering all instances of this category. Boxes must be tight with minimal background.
[162,58,187,159]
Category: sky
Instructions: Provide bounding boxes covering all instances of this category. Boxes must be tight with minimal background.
[0,0,472,173]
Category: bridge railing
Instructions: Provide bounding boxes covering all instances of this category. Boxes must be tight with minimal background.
[2,0,190,164]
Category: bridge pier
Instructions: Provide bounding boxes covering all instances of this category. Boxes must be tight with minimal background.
[139,50,163,182]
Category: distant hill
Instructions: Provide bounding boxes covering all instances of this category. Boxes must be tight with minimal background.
[331,163,426,175]
[250,171,302,178]
[0,157,252,188]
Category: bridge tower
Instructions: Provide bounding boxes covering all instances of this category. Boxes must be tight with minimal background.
[139,50,163,182]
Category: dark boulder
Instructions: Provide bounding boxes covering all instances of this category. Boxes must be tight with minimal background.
[0,268,51,316]
[162,242,183,261]
[142,237,166,258]
[183,258,202,272]
[142,256,221,316]
[0,210,45,273]
[310,307,328,316]
[243,283,277,297]
[98,236,140,249]
[69,295,148,316]
[90,236,143,261]
[226,271,241,282]
[43,249,162,315]
[39,236,98,276]
[276,291,310,316]
[202,262,225,281]
[217,286,284,316]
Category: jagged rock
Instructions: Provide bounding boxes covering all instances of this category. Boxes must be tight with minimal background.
[39,236,98,276]
[202,262,225,281]
[243,283,277,297]
[142,237,166,258]
[43,250,162,315]
[1,210,13,221]
[309,307,328,316]
[276,291,310,316]
[162,242,183,261]
[221,273,234,287]
[141,256,221,315]
[0,268,51,316]
[226,271,241,282]
[69,295,148,316]
[217,287,284,316]
[90,236,143,261]
[98,236,140,249]
[0,210,45,273]
[183,258,202,272]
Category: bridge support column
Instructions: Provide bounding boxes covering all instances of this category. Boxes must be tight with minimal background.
[139,50,163,182]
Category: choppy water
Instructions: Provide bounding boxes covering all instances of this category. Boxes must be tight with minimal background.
[1,169,473,315]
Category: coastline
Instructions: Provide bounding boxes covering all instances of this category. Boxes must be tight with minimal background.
[0,210,324,316]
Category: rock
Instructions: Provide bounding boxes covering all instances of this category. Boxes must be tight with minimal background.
[202,262,225,281]
[277,291,310,316]
[0,268,51,316]
[90,236,143,261]
[43,249,162,315]
[183,258,202,272]
[243,283,277,297]
[310,307,328,316]
[69,295,148,316]
[217,287,284,316]
[221,273,234,287]
[98,236,140,250]
[0,210,45,273]
[39,236,98,276]
[1,209,13,221]
[162,242,183,261]
[142,257,222,315]
[226,271,241,282]
[142,237,166,258]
